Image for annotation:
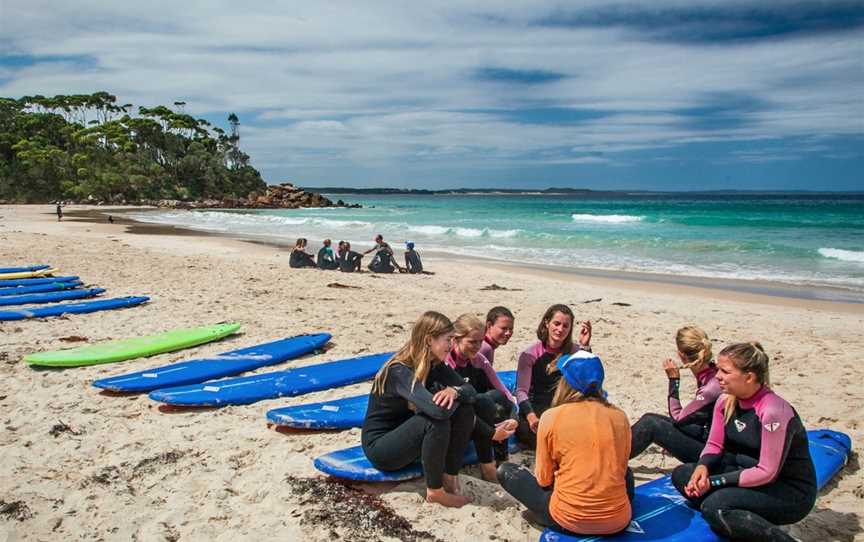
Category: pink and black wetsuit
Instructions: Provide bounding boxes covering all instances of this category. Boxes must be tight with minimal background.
[478,336,498,366]
[671,388,816,542]
[668,364,722,429]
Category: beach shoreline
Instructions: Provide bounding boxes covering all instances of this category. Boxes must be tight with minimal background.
[1,203,862,541]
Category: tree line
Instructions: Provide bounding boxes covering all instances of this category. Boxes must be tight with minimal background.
[0,92,266,203]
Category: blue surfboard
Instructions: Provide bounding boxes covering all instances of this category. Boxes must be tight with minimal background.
[538,429,852,542]
[267,370,518,429]
[0,265,50,273]
[149,351,392,406]
[0,280,83,297]
[0,276,79,288]
[93,334,333,393]
[0,287,104,307]
[0,296,150,321]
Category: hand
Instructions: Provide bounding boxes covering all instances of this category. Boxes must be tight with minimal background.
[663,358,680,379]
[578,320,592,347]
[685,465,710,498]
[527,412,540,433]
[492,420,517,441]
[432,387,458,409]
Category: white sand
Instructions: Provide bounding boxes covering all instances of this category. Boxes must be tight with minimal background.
[1,204,862,542]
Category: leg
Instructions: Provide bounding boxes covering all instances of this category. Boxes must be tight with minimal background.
[516,411,537,449]
[630,413,706,463]
[364,413,449,489]
[444,403,476,478]
[496,462,556,527]
[471,393,498,481]
[700,484,815,542]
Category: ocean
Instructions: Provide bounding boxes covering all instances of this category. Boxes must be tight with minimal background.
[128,193,864,302]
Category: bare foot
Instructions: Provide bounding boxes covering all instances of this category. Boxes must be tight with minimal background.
[426,488,471,508]
[479,462,498,483]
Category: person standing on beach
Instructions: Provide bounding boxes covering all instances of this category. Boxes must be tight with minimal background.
[672,342,816,542]
[630,325,721,463]
[362,311,477,508]
[479,306,514,366]
[316,239,339,270]
[515,304,592,449]
[56,202,62,221]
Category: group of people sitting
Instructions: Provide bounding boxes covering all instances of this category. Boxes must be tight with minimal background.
[361,306,816,541]
[289,234,426,274]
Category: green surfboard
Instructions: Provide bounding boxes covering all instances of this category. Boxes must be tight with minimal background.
[25,323,241,367]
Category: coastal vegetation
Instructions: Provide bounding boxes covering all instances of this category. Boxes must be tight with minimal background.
[0,92,266,204]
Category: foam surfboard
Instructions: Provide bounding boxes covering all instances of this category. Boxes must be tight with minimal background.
[0,276,79,288]
[93,334,333,392]
[0,280,83,297]
[0,287,104,307]
[0,268,58,280]
[267,370,518,429]
[0,265,50,273]
[538,429,852,542]
[0,296,149,321]
[149,350,391,406]
[26,322,241,367]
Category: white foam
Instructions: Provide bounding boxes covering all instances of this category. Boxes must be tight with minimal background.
[454,227,483,237]
[819,248,864,263]
[408,225,450,235]
[571,214,643,223]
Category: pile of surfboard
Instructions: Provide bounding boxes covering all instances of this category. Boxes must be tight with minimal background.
[0,264,149,321]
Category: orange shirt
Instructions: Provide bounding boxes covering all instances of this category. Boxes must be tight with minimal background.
[536,400,632,535]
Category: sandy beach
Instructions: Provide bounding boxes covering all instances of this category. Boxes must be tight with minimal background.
[1,204,862,542]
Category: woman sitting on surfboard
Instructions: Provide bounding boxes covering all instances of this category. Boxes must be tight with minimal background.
[672,342,816,542]
[445,314,518,482]
[515,304,592,448]
[289,238,317,268]
[361,311,478,508]
[630,325,721,463]
[498,351,634,535]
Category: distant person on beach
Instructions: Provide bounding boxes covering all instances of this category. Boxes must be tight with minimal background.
[479,306,514,366]
[108,215,114,224]
[515,304,592,449]
[630,325,720,463]
[364,234,404,273]
[362,311,477,508]
[337,241,363,273]
[672,342,816,542]
[316,239,339,270]
[289,238,317,268]
[404,241,424,274]
[497,351,634,535]
[56,202,62,221]
[445,314,518,479]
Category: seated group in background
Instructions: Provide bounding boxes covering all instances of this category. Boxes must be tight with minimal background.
[290,233,427,274]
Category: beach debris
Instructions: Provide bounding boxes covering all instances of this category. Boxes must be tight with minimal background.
[133,450,189,476]
[612,302,632,307]
[58,335,88,342]
[285,475,442,542]
[480,284,523,291]
[49,421,81,437]
[327,283,361,289]
[582,298,603,304]
[0,499,33,521]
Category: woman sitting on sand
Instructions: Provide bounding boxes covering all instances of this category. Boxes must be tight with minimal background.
[445,314,518,480]
[672,342,816,542]
[361,311,478,508]
[289,238,317,268]
[337,241,363,273]
[630,325,721,463]
[515,304,592,448]
[498,351,634,535]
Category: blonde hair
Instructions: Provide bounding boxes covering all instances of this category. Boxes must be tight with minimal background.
[720,342,770,423]
[551,373,608,408]
[676,325,713,369]
[453,313,484,339]
[371,311,454,395]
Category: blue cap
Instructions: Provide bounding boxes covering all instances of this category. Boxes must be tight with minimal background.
[406,241,415,249]
[557,350,605,396]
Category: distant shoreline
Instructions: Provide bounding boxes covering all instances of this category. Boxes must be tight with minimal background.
[303,187,864,197]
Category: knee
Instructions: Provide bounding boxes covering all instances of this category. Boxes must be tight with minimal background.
[671,463,696,494]
[636,412,666,431]
[698,496,729,534]
[425,416,451,439]
[496,462,520,486]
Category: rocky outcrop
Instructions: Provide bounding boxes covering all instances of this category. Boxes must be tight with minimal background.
[154,183,361,209]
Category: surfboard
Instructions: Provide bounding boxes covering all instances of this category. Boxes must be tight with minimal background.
[0,268,58,280]
[538,429,852,542]
[0,280,83,297]
[93,333,333,392]
[149,351,391,406]
[0,276,79,288]
[266,370,518,429]
[0,265,50,273]
[0,296,149,321]
[0,287,104,307]
[25,322,241,367]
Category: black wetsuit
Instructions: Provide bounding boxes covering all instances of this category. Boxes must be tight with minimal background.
[361,362,477,489]
[672,387,817,542]
[289,249,316,268]
[316,247,339,270]
[338,250,362,272]
[368,250,396,273]
[405,250,423,274]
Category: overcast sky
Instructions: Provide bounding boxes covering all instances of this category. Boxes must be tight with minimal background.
[1,1,862,190]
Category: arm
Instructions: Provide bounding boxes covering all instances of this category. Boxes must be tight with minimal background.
[389,364,457,420]
[534,410,556,488]
[477,355,516,405]
[667,378,684,419]
[515,348,536,415]
[430,363,477,403]
[696,398,729,471]
[675,378,723,424]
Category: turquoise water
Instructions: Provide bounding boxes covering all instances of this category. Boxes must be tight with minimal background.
[130,193,864,298]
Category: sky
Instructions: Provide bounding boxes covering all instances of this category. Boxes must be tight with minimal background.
[1,1,863,191]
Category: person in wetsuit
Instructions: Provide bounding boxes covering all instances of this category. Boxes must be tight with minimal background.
[445,314,518,482]
[478,306,514,366]
[316,239,339,270]
[630,325,721,463]
[364,234,404,273]
[289,238,317,268]
[498,351,634,536]
[672,342,816,542]
[337,241,362,272]
[56,202,63,221]
[404,241,424,274]
[515,304,592,449]
[361,311,478,508]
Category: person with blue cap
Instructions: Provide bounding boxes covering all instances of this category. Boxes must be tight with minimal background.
[497,350,635,535]
[404,240,424,274]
